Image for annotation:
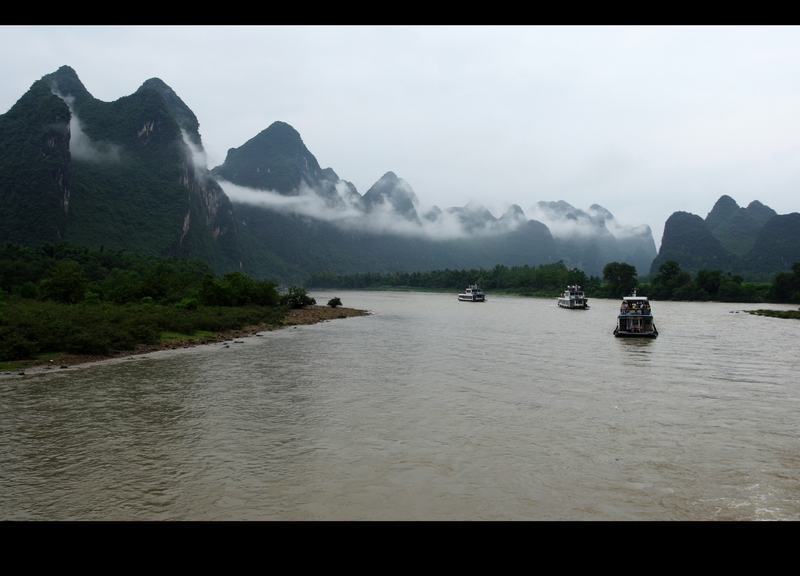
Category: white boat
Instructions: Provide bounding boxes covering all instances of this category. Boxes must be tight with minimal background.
[613,289,658,337]
[458,284,485,302]
[557,285,589,309]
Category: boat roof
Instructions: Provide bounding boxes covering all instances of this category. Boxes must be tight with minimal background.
[622,296,648,301]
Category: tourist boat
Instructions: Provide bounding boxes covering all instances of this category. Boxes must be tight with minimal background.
[458,284,485,302]
[557,285,589,309]
[613,289,658,337]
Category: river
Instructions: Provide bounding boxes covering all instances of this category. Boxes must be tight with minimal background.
[2,291,799,519]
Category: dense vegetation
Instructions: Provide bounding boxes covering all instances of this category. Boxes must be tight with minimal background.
[306,257,800,306]
[211,121,324,194]
[0,241,292,363]
[305,261,600,296]
[631,260,787,303]
[652,196,800,280]
[4,66,799,290]
[0,66,243,275]
[0,80,71,245]
[747,308,800,320]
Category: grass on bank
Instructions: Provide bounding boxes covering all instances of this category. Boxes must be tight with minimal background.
[160,330,216,342]
[0,297,288,364]
[747,309,800,320]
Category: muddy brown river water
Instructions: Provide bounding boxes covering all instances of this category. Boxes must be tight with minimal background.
[2,291,799,519]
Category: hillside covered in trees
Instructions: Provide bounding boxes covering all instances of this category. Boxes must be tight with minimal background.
[1,66,658,284]
[651,195,799,280]
[0,241,291,362]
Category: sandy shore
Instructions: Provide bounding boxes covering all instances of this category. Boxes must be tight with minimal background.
[2,305,370,376]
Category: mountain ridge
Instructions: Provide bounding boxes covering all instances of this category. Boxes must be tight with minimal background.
[651,197,794,278]
[2,66,665,282]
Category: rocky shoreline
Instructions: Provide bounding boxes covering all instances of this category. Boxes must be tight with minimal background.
[2,305,370,376]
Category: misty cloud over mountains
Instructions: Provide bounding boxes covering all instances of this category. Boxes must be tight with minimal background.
[1,65,661,282]
[221,171,516,240]
[207,118,657,275]
[221,168,651,248]
[529,201,654,242]
[52,91,121,163]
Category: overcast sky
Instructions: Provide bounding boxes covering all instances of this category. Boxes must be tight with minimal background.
[2,26,799,249]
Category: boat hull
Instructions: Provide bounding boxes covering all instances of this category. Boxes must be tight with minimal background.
[458,294,485,302]
[614,329,658,338]
[558,299,588,309]
[615,291,657,337]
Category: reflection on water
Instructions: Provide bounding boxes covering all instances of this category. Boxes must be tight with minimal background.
[2,293,799,519]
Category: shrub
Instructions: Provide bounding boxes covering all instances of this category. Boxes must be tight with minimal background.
[17,282,39,299]
[280,286,316,309]
[327,297,342,308]
[174,297,199,311]
[39,259,87,304]
[0,334,38,361]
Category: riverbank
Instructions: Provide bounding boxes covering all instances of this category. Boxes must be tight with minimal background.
[310,286,563,298]
[1,305,369,376]
[747,308,800,319]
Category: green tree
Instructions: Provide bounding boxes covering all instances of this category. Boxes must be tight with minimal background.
[770,262,800,303]
[38,259,87,304]
[718,273,745,302]
[103,269,143,304]
[199,271,279,307]
[603,262,638,298]
[651,260,691,300]
[695,269,721,299]
[327,297,342,308]
[281,286,316,309]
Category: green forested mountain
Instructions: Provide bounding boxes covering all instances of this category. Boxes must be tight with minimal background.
[650,211,732,274]
[212,121,325,195]
[361,171,421,222]
[5,65,761,286]
[0,80,71,245]
[210,121,563,282]
[232,198,559,282]
[704,195,778,256]
[651,197,796,279]
[743,213,800,273]
[0,66,242,273]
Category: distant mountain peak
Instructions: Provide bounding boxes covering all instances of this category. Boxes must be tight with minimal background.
[41,65,92,106]
[138,78,201,147]
[50,65,80,80]
[705,195,740,231]
[501,204,525,218]
[745,200,777,226]
[361,172,421,223]
[536,200,578,216]
[423,205,443,222]
[588,204,615,222]
[211,120,322,195]
[260,121,304,143]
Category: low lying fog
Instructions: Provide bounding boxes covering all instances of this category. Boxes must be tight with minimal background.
[219,180,649,242]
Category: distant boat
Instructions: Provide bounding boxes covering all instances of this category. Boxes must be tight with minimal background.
[557,285,589,309]
[458,284,485,302]
[613,289,658,337]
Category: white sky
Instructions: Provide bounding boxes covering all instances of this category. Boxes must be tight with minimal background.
[2,26,799,249]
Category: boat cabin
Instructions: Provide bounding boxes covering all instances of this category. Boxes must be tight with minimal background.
[614,290,658,337]
[458,284,486,302]
[557,285,589,309]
